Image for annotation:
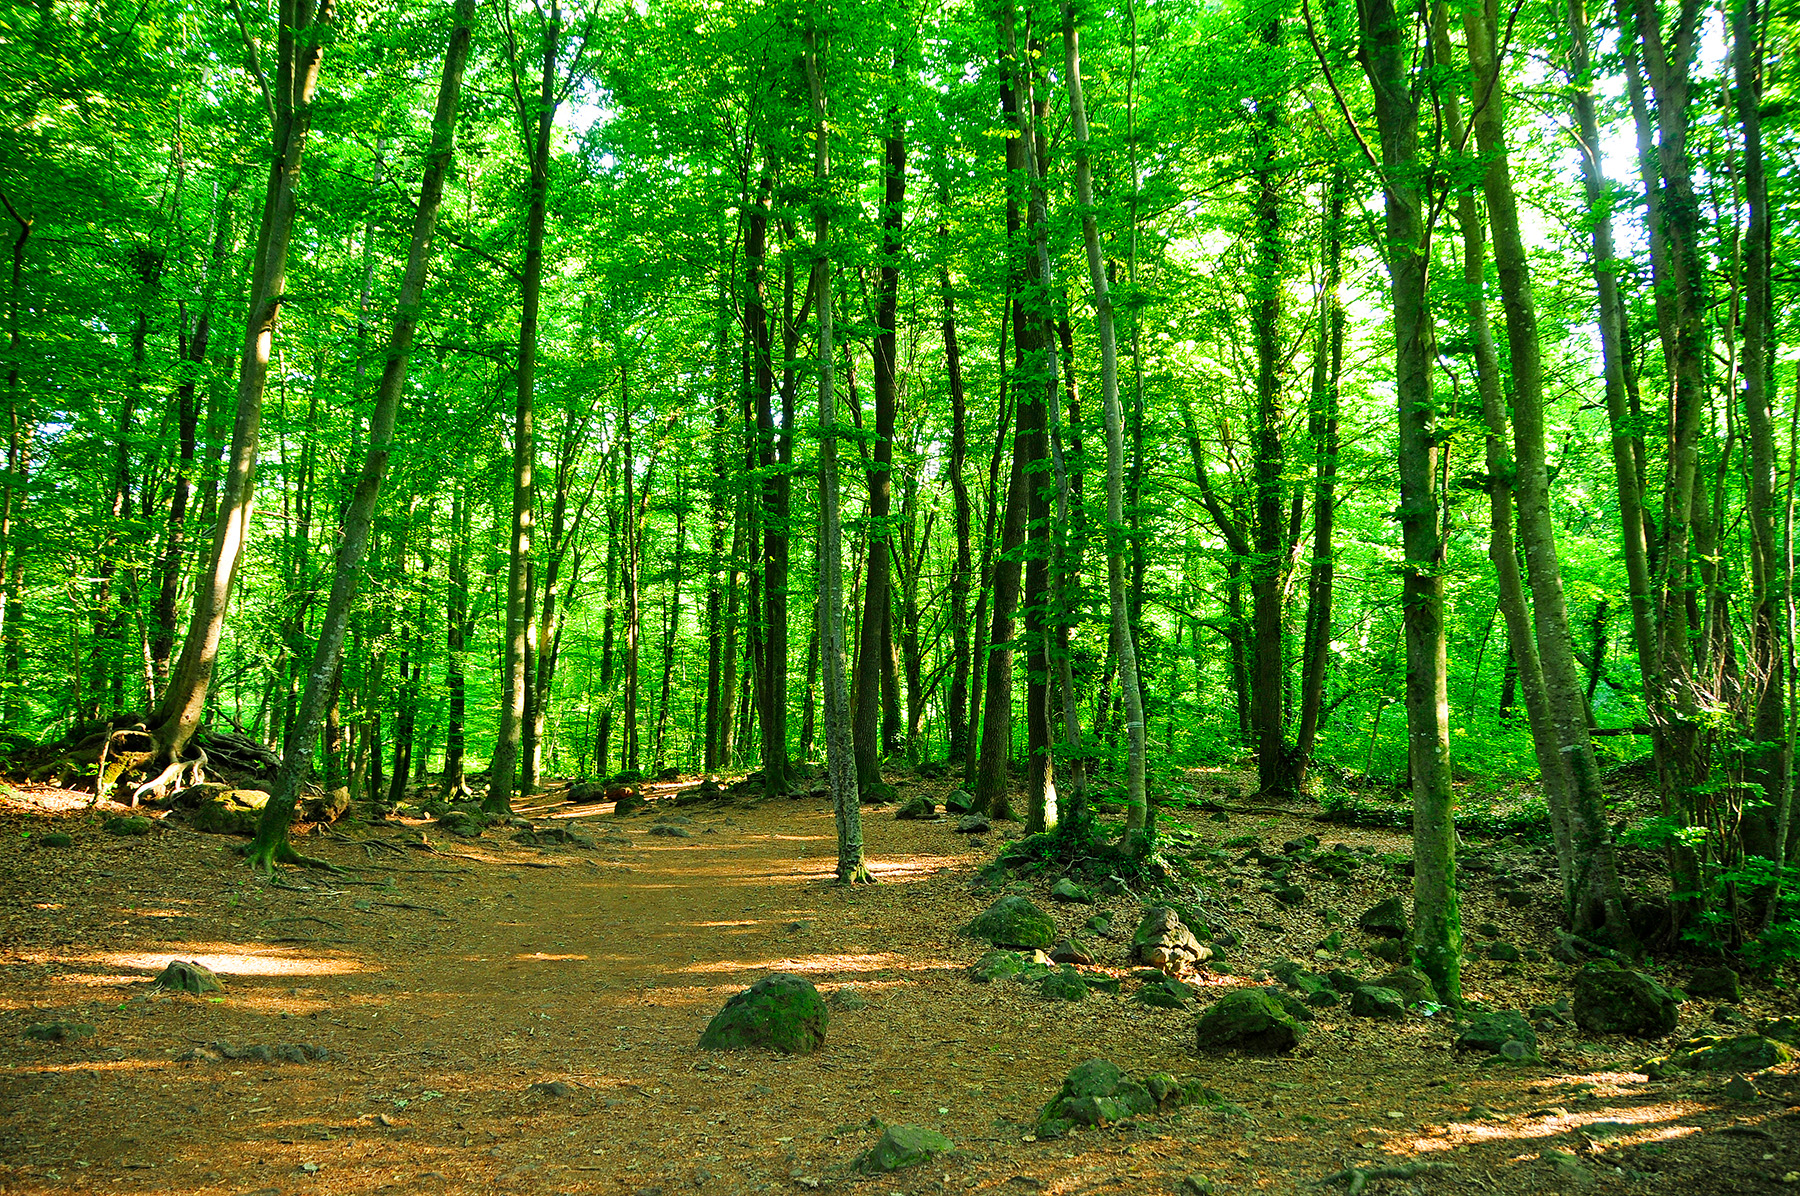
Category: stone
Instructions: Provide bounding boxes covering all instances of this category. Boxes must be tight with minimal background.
[1050,878,1093,904]
[1723,1076,1761,1101]
[828,985,868,1011]
[961,895,1057,950]
[1498,1039,1534,1062]
[1134,976,1196,1009]
[1357,896,1408,939]
[1663,1034,1796,1072]
[1486,942,1522,963]
[944,789,975,814]
[527,1080,572,1099]
[1035,1058,1180,1137]
[698,973,828,1055]
[152,959,224,994]
[567,780,608,804]
[610,787,648,815]
[955,813,992,834]
[1039,965,1089,1002]
[1687,966,1741,1003]
[648,824,692,838]
[300,787,352,823]
[40,832,73,848]
[1349,985,1406,1019]
[1457,1010,1537,1052]
[190,788,270,836]
[1048,937,1094,966]
[25,1021,95,1043]
[1572,961,1679,1037]
[1272,884,1307,906]
[859,1124,952,1172]
[1194,989,1303,1053]
[894,795,936,820]
[860,779,899,805]
[1760,1017,1800,1045]
[1131,906,1211,970]
[968,949,1031,983]
[1371,966,1434,1006]
[104,814,152,836]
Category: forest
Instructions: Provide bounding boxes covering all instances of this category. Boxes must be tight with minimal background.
[4,0,1800,1191]
[2,0,1800,997]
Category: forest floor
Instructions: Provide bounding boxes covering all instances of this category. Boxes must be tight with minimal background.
[0,769,1796,1196]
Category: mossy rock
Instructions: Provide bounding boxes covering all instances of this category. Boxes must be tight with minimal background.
[1659,1034,1796,1072]
[1051,878,1094,904]
[859,1124,952,1172]
[152,959,224,994]
[609,769,647,785]
[1573,960,1679,1038]
[1194,989,1303,1053]
[1349,985,1406,1019]
[1035,1058,1197,1137]
[1357,896,1409,938]
[1135,976,1196,1009]
[698,972,828,1055]
[104,814,153,837]
[39,832,73,848]
[1455,1010,1539,1060]
[944,789,975,814]
[1686,966,1741,1003]
[961,895,1057,950]
[969,949,1032,983]
[1371,966,1434,1006]
[1039,965,1088,1002]
[190,789,269,836]
[860,779,898,805]
[894,794,936,820]
[25,1021,95,1043]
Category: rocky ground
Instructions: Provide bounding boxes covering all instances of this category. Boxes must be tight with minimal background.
[0,769,1796,1196]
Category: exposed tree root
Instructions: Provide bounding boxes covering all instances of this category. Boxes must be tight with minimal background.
[837,864,876,885]
[244,835,340,876]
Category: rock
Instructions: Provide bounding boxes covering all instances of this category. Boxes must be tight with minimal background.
[1349,985,1406,1019]
[1135,976,1196,1009]
[1181,1176,1214,1196]
[609,786,648,815]
[1371,966,1434,1006]
[300,787,352,823]
[1048,937,1094,966]
[104,814,153,836]
[656,766,681,782]
[1050,878,1093,904]
[1760,1017,1800,1045]
[39,832,73,848]
[152,959,224,994]
[955,813,992,834]
[434,809,486,838]
[24,1021,94,1043]
[648,824,692,838]
[859,1124,952,1172]
[567,780,608,804]
[1131,906,1211,970]
[698,973,828,1055]
[190,788,270,836]
[1686,966,1741,1003]
[1486,942,1522,963]
[1499,1039,1534,1062]
[531,825,593,848]
[1500,889,1533,908]
[1723,1076,1761,1101]
[894,795,936,820]
[527,1080,572,1098]
[1572,961,1679,1038]
[1456,1011,1539,1060]
[173,1046,223,1063]
[1039,965,1088,1002]
[961,895,1057,950]
[828,986,868,1011]
[1034,1058,1195,1137]
[1257,986,1316,1023]
[944,789,975,814]
[1366,937,1408,963]
[1272,884,1307,906]
[1194,989,1303,1053]
[969,949,1032,983]
[1357,896,1408,939]
[1661,1034,1796,1072]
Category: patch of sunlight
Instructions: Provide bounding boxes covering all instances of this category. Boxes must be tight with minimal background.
[513,952,590,961]
[51,973,154,987]
[677,952,959,976]
[101,947,370,977]
[16,1059,172,1075]
[32,902,64,910]
[686,921,759,928]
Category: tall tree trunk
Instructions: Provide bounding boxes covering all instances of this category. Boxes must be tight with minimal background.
[1356,0,1460,1002]
[245,0,474,866]
[152,0,332,764]
[802,28,869,883]
[0,192,32,726]
[443,480,472,797]
[941,208,974,767]
[1294,168,1343,776]
[488,2,559,814]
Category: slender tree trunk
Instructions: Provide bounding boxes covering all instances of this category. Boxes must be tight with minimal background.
[443,481,472,797]
[1356,0,1460,1002]
[152,0,333,764]
[489,3,559,814]
[0,192,32,726]
[1295,168,1344,775]
[941,214,974,767]
[246,0,474,866]
[802,29,869,883]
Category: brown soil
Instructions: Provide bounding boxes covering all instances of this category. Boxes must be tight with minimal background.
[0,774,1795,1196]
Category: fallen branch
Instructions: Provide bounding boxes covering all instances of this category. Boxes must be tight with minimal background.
[1314,1162,1450,1196]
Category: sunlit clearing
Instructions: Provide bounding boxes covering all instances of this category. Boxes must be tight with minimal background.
[513,952,589,961]
[687,920,758,928]
[101,947,370,977]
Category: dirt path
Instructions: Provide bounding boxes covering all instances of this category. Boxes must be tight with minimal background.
[1,780,1795,1196]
